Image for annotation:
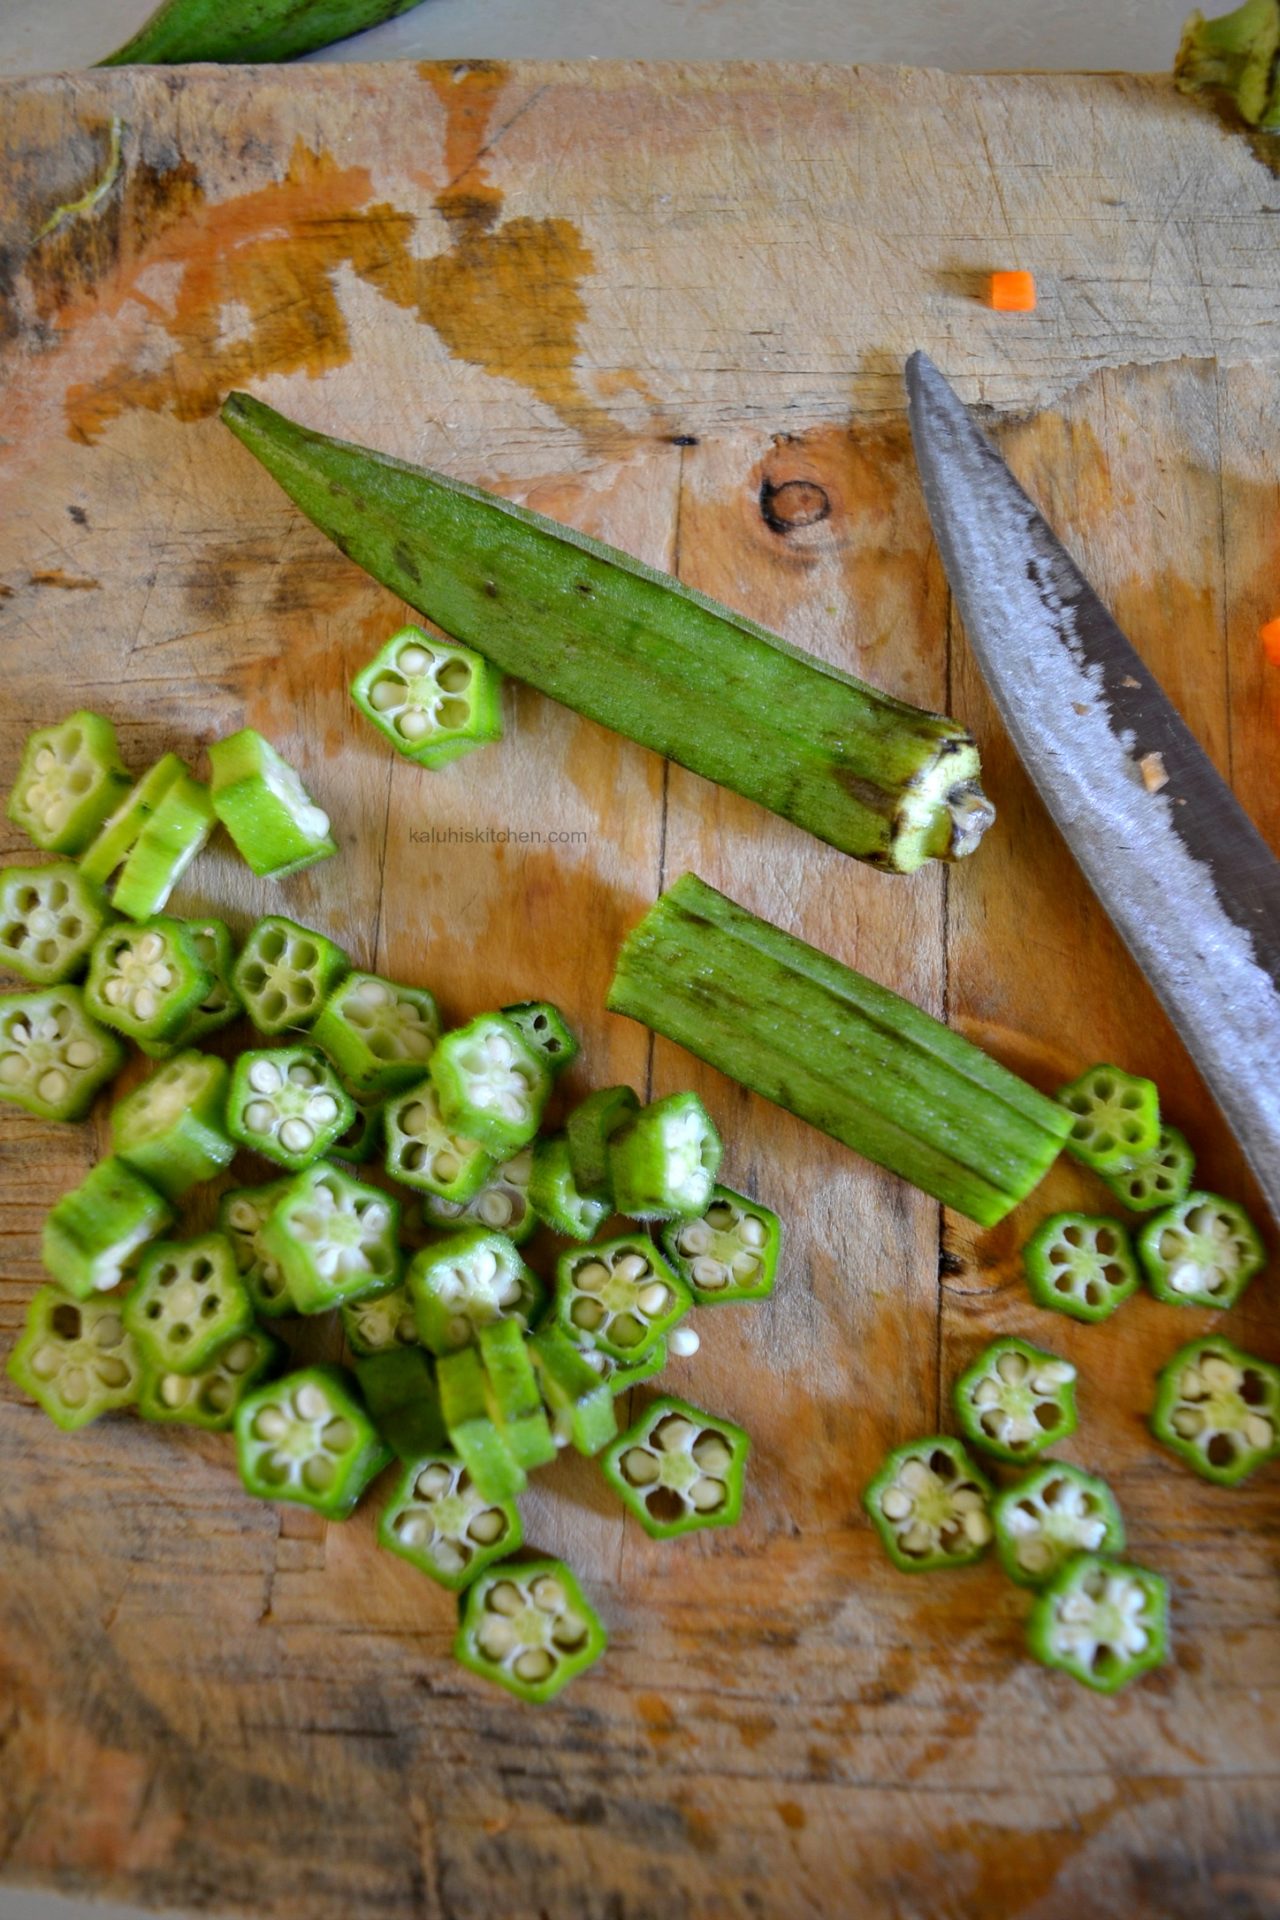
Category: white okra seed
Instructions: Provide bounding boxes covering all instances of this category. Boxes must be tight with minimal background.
[635,1282,670,1316]
[668,1327,700,1358]
[740,1216,766,1248]
[244,1100,277,1134]
[279,1118,315,1153]
[248,1059,280,1093]
[880,1488,912,1521]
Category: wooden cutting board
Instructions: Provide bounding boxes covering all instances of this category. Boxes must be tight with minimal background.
[2,59,1278,1920]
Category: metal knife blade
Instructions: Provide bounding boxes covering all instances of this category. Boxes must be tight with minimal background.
[906,349,1280,1225]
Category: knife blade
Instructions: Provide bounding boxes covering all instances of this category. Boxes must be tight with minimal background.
[906,349,1280,1225]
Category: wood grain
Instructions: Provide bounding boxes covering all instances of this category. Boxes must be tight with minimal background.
[1,59,1279,1920]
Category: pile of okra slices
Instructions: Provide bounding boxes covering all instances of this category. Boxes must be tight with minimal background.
[865,1062,1274,1696]
[1,711,779,1705]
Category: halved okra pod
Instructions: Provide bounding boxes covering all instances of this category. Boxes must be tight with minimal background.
[219,1180,295,1316]
[0,985,125,1120]
[608,1091,722,1221]
[79,752,188,888]
[341,1280,419,1357]
[232,915,349,1035]
[407,1226,543,1356]
[863,1437,994,1571]
[566,1084,639,1202]
[110,1051,235,1200]
[234,1365,391,1519]
[383,1078,494,1202]
[991,1463,1126,1587]
[85,916,214,1046]
[225,1046,355,1170]
[138,1327,279,1432]
[528,1324,617,1455]
[208,728,335,878]
[1026,1555,1168,1694]
[661,1185,781,1304]
[259,1161,401,1313]
[122,1232,254,1375]
[554,1234,690,1362]
[603,1396,749,1539]
[42,1157,173,1298]
[6,711,130,855]
[312,971,440,1094]
[1022,1212,1140,1323]
[1150,1337,1280,1486]
[1137,1192,1265,1309]
[6,1285,142,1431]
[351,626,503,767]
[454,1559,606,1703]
[478,1316,556,1470]
[952,1338,1077,1465]
[419,1147,536,1243]
[1056,1063,1161,1175]
[436,1344,526,1501]
[1099,1124,1195,1213]
[112,771,215,920]
[430,1013,550,1157]
[501,1001,578,1076]
[528,1135,610,1242]
[355,1346,446,1462]
[379,1451,522,1590]
[0,862,113,985]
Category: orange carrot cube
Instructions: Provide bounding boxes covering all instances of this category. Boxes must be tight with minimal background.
[989,270,1036,313]
[1260,616,1280,666]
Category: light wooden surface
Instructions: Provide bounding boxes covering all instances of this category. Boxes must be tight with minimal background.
[1,60,1278,1920]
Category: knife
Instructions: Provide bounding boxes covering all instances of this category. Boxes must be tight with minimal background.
[905,349,1280,1226]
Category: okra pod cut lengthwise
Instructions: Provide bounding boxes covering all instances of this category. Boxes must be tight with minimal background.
[221,393,993,873]
[607,874,1072,1225]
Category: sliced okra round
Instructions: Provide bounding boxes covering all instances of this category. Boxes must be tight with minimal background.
[603,1395,749,1539]
[408,1225,544,1356]
[501,1001,578,1076]
[112,773,215,921]
[455,1559,606,1704]
[380,1451,522,1589]
[42,1156,173,1299]
[566,1083,639,1202]
[953,1337,1077,1464]
[528,1134,609,1242]
[528,1325,617,1456]
[420,1146,535,1243]
[1022,1211,1140,1323]
[384,1077,494,1202]
[143,917,241,1058]
[355,1346,446,1462]
[1137,1191,1265,1309]
[351,627,503,767]
[219,1180,295,1317]
[0,861,112,986]
[234,1365,391,1519]
[1150,1336,1280,1486]
[1099,1124,1195,1214]
[608,1092,722,1221]
[85,916,213,1045]
[6,1285,142,1431]
[209,728,336,878]
[6,711,130,855]
[79,752,187,888]
[232,915,349,1036]
[225,1046,355,1172]
[0,985,125,1120]
[259,1161,401,1313]
[573,1331,667,1397]
[661,1184,781,1305]
[478,1315,556,1470]
[1026,1554,1168,1694]
[1056,1063,1161,1174]
[341,1280,419,1357]
[992,1462,1126,1588]
[429,1013,550,1158]
[332,1090,385,1166]
[138,1327,279,1431]
[123,1232,254,1375]
[555,1234,691,1362]
[863,1436,995,1571]
[436,1344,526,1501]
[111,1050,235,1200]
[313,971,440,1094]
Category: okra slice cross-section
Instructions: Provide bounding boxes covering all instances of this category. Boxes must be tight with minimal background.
[42,1157,173,1299]
[209,729,336,878]
[0,985,125,1120]
[341,1281,419,1357]
[455,1559,606,1703]
[0,862,112,986]
[384,1078,493,1201]
[953,1338,1078,1464]
[351,627,503,767]
[152,918,241,1056]
[110,1050,234,1200]
[430,1013,550,1157]
[863,1436,994,1570]
[85,916,213,1045]
[379,1452,521,1589]
[1022,1212,1140,1323]
[501,1001,578,1076]
[226,1046,355,1171]
[1057,1063,1161,1174]
[1137,1191,1265,1309]
[235,1365,392,1519]
[408,1226,543,1355]
[555,1234,691,1361]
[1026,1555,1168,1694]
[259,1161,400,1313]
[608,1091,722,1221]
[420,1147,535,1243]
[1100,1125,1195,1214]
[573,1332,667,1398]
[123,1232,254,1375]
[528,1135,609,1243]
[1150,1337,1280,1486]
[7,1285,142,1431]
[992,1463,1126,1588]
[219,1180,295,1316]
[662,1185,781,1304]
[313,972,440,1094]
[603,1396,749,1538]
[139,1327,278,1431]
[6,711,130,854]
[232,915,349,1036]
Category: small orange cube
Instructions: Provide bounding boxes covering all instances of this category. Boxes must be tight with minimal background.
[1260,616,1280,666]
[989,270,1037,313]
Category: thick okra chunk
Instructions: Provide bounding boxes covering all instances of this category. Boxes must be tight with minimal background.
[953,1338,1077,1464]
[408,1226,543,1356]
[260,1162,400,1313]
[226,1046,354,1171]
[555,1234,691,1361]
[85,916,213,1046]
[208,729,336,878]
[437,1345,526,1500]
[529,1135,609,1242]
[313,972,440,1094]
[111,1050,234,1200]
[1137,1191,1265,1309]
[420,1147,535,1243]
[233,915,349,1035]
[7,711,130,854]
[662,1185,781,1304]
[456,1559,606,1703]
[501,1001,578,1076]
[1057,1064,1161,1174]
[355,1346,446,1460]
[384,1078,493,1201]
[351,627,503,768]
[112,773,215,920]
[430,1013,550,1157]
[235,1365,391,1519]
[139,1327,278,1431]
[219,1180,294,1316]
[603,1396,749,1539]
[863,1437,994,1570]
[380,1451,521,1589]
[1150,1337,1280,1486]
[1100,1125,1195,1214]
[342,1280,419,1357]
[529,1325,617,1455]
[573,1332,667,1397]
[0,862,112,985]
[478,1316,555,1469]
[80,752,187,888]
[7,1286,141,1430]
[0,985,124,1120]
[123,1233,253,1375]
[992,1463,1126,1587]
[149,919,241,1056]
[566,1084,639,1202]
[609,1092,722,1221]
[1022,1212,1140,1323]
[42,1157,173,1299]
[1026,1555,1168,1694]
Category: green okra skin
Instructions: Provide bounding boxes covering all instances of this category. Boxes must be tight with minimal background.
[602,1396,749,1539]
[111,773,215,921]
[234,1365,392,1520]
[1137,1191,1266,1310]
[220,393,994,873]
[437,1345,527,1502]
[0,862,113,986]
[225,1046,355,1171]
[85,916,214,1046]
[528,1324,617,1456]
[1057,1064,1161,1176]
[42,1157,174,1299]
[111,1050,235,1200]
[312,972,440,1094]
[123,1232,254,1375]
[501,1002,579,1076]
[0,985,125,1120]
[233,916,349,1036]
[208,729,336,879]
[991,1463,1126,1588]
[863,1437,994,1572]
[219,1179,295,1316]
[528,1134,610,1242]
[477,1316,556,1470]
[454,1559,606,1703]
[419,1147,536,1244]
[608,1091,722,1221]
[259,1161,401,1313]
[1022,1212,1140,1324]
[661,1185,782,1305]
[79,753,188,889]
[384,1078,495,1202]
[565,1084,639,1202]
[380,1451,522,1590]
[952,1338,1078,1465]
[102,0,428,65]
[573,1332,667,1397]
[407,1226,544,1356]
[1150,1336,1280,1485]
[332,1090,385,1166]
[355,1346,446,1461]
[7,1285,142,1431]
[555,1234,691,1362]
[429,1013,551,1158]
[1099,1125,1195,1214]
[351,626,503,767]
[138,1327,280,1432]
[607,873,1072,1227]
[1026,1555,1169,1694]
[7,711,131,856]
